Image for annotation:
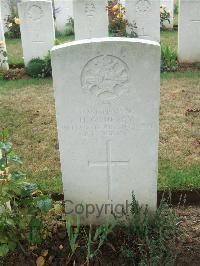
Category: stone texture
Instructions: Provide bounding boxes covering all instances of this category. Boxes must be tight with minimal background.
[0,0,11,32]
[126,0,160,42]
[0,7,9,70]
[178,0,200,63]
[54,0,73,32]
[51,38,160,224]
[73,0,108,40]
[160,0,174,29]
[18,0,55,65]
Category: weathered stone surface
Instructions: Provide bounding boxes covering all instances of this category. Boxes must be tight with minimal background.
[0,6,9,70]
[126,0,160,42]
[18,0,55,65]
[73,0,108,40]
[51,38,160,224]
[178,0,200,63]
[54,0,73,32]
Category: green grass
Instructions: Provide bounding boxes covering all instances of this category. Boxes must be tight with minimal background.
[2,29,199,193]
[5,31,178,66]
[158,161,200,190]
[6,38,24,65]
[5,35,75,66]
[0,73,199,193]
[0,78,52,92]
[160,30,178,51]
[161,70,200,80]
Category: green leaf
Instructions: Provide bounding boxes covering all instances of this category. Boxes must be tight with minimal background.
[0,142,12,153]
[8,155,22,164]
[29,217,41,228]
[0,158,6,170]
[35,196,53,213]
[27,218,42,245]
[0,129,9,140]
[0,244,9,257]
[7,241,17,252]
[11,171,26,181]
[21,182,38,197]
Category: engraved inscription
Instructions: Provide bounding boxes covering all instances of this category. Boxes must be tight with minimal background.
[136,0,151,14]
[64,107,153,137]
[89,141,129,200]
[85,0,96,17]
[81,55,129,101]
[27,5,43,21]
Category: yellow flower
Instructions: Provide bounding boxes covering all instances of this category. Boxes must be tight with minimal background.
[14,17,20,25]
[8,23,12,27]
[168,10,172,17]
[112,3,120,12]
[117,13,124,19]
[160,4,166,9]
[160,7,164,14]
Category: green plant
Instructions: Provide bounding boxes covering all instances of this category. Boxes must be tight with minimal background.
[5,13,21,39]
[85,223,115,264]
[196,63,200,70]
[66,215,80,259]
[120,193,178,265]
[174,3,179,15]
[160,4,172,29]
[26,54,52,78]
[43,52,52,76]
[54,38,61,45]
[161,44,178,72]
[0,129,53,257]
[107,1,137,37]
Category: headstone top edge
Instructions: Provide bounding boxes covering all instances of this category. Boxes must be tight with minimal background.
[51,37,160,53]
[18,0,52,6]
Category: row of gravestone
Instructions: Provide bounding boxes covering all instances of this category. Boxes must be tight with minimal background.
[0,0,200,71]
[0,0,175,33]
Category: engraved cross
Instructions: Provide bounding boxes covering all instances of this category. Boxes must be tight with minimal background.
[139,26,148,38]
[191,19,200,23]
[88,141,129,200]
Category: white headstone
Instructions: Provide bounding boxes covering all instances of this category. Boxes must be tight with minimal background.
[73,0,108,40]
[54,0,73,32]
[160,0,174,29]
[18,0,55,65]
[126,0,160,42]
[51,38,160,224]
[0,8,9,71]
[0,0,11,32]
[178,0,200,63]
[120,0,126,6]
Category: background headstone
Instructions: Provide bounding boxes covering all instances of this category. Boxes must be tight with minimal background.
[0,8,9,71]
[18,0,55,65]
[54,0,73,33]
[120,0,126,6]
[73,0,108,40]
[0,0,11,32]
[178,0,200,63]
[126,0,160,42]
[160,0,174,29]
[51,38,160,224]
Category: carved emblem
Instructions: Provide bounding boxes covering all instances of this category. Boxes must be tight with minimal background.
[81,55,129,101]
[27,5,43,21]
[136,0,151,14]
[85,0,96,17]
